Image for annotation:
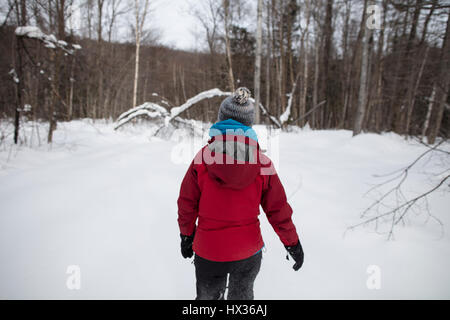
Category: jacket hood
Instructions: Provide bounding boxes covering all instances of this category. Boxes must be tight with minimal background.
[204,134,261,190]
[200,120,259,190]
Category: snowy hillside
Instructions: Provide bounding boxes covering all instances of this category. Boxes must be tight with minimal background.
[0,120,449,299]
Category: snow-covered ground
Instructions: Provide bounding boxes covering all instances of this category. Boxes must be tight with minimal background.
[0,120,449,299]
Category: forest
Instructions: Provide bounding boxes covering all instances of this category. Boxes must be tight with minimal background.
[1,0,449,144]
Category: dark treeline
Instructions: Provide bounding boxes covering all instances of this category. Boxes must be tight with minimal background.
[1,0,449,143]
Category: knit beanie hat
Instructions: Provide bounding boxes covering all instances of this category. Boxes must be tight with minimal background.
[218,87,255,127]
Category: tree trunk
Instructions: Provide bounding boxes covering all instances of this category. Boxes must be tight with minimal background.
[405,46,429,134]
[373,0,387,132]
[421,84,435,141]
[300,0,311,127]
[132,19,140,108]
[48,50,58,143]
[394,0,422,134]
[254,0,263,124]
[278,0,286,110]
[428,10,450,144]
[13,37,23,144]
[340,0,351,128]
[265,1,271,122]
[13,0,27,144]
[353,13,371,136]
[68,55,75,120]
[312,35,320,129]
[321,0,333,129]
[223,0,235,92]
[96,0,104,118]
[132,0,149,108]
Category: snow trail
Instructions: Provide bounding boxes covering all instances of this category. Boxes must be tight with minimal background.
[0,121,449,299]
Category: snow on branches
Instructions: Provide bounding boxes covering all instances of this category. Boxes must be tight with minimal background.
[166,88,231,125]
[115,89,232,131]
[115,102,170,130]
[15,26,81,55]
[114,88,284,132]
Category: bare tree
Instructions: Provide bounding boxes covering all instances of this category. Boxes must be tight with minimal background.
[265,0,271,117]
[2,0,449,140]
[106,0,127,43]
[321,0,333,128]
[12,0,27,144]
[422,84,436,140]
[254,0,263,124]
[299,0,311,127]
[347,139,449,239]
[94,0,105,119]
[189,0,222,88]
[223,0,235,91]
[190,0,221,56]
[428,10,450,144]
[132,0,150,108]
[353,0,370,136]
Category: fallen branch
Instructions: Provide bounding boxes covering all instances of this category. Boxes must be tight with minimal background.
[346,139,449,239]
[347,174,448,239]
[114,88,282,131]
[290,100,327,124]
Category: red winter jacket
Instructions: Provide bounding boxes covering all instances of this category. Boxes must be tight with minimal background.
[177,133,299,262]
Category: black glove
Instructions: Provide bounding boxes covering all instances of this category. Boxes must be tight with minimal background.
[180,232,195,259]
[285,240,304,271]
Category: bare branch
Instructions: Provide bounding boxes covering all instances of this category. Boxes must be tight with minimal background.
[347,139,449,239]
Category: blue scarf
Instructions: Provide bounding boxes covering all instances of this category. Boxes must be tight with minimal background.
[209,119,258,142]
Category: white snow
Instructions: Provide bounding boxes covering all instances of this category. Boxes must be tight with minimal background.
[9,69,19,84]
[15,26,59,50]
[168,88,231,125]
[116,89,278,131]
[115,102,169,130]
[279,80,299,125]
[116,89,232,129]
[44,42,56,49]
[279,94,293,124]
[15,26,79,55]
[0,120,449,299]
[15,26,46,39]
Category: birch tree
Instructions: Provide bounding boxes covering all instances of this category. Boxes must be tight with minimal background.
[299,0,311,127]
[95,0,105,119]
[254,0,263,124]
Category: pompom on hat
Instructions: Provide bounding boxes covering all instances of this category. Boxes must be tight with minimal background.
[218,87,255,127]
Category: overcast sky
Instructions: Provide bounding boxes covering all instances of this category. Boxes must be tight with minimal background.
[61,0,205,51]
[151,0,202,51]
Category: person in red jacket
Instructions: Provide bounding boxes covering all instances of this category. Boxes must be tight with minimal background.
[177,87,304,300]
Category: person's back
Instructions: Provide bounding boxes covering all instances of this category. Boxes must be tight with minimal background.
[177,87,304,300]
